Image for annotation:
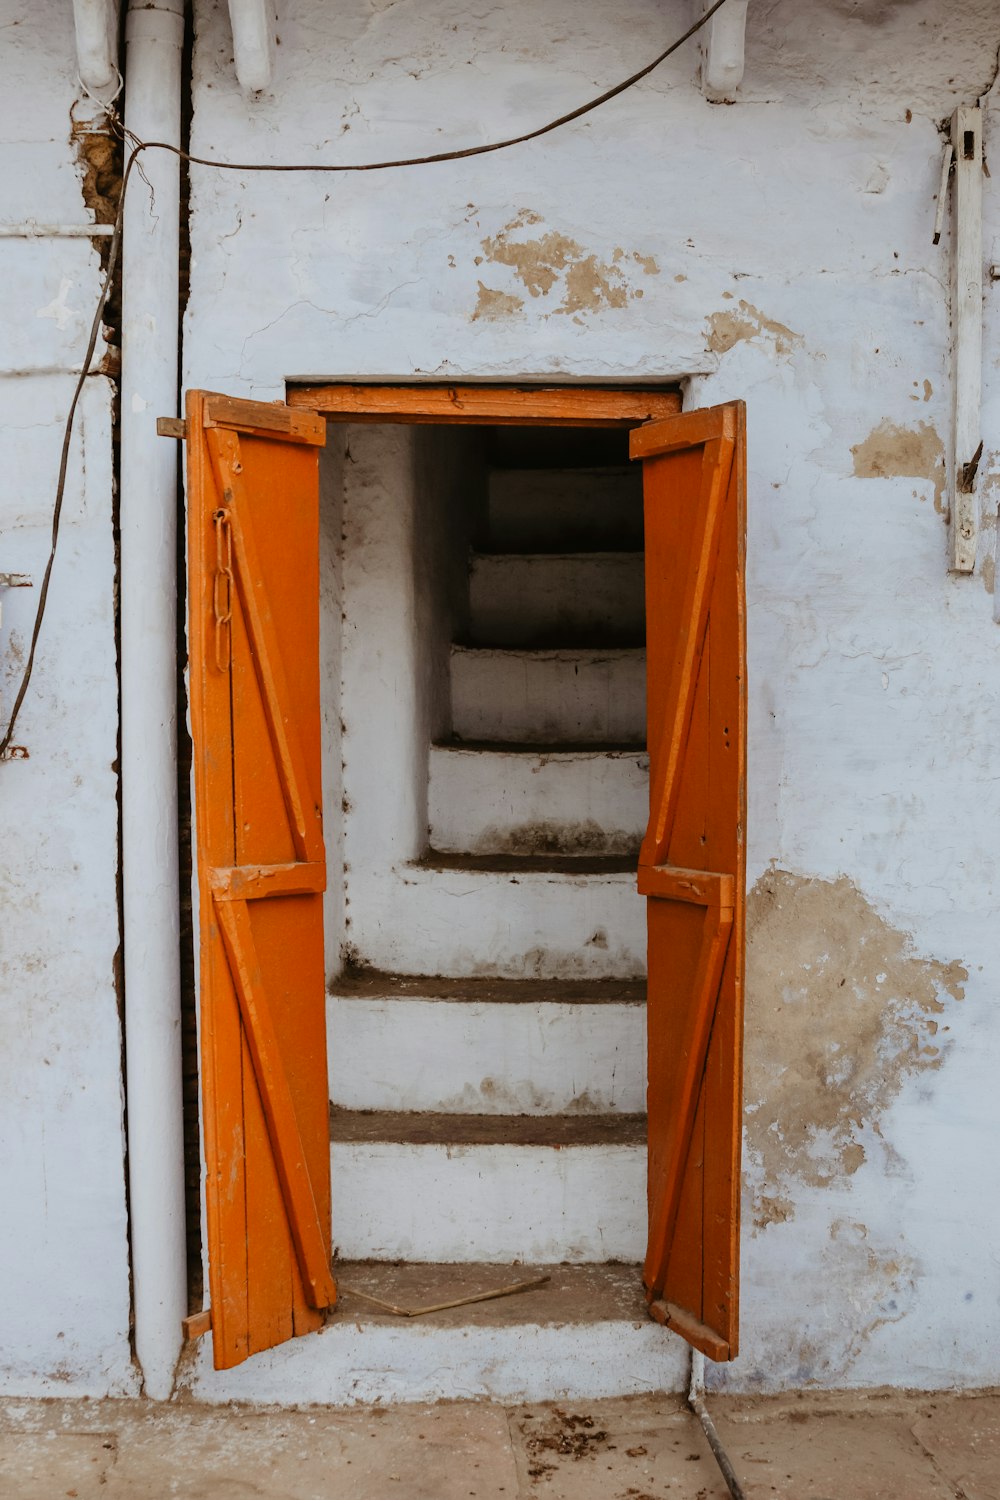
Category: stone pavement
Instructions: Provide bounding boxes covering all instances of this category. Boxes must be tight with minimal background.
[1,1390,998,1499]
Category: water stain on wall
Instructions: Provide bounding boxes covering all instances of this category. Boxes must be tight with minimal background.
[778,1219,918,1384]
[706,298,802,357]
[851,418,946,514]
[744,871,966,1231]
[472,210,659,321]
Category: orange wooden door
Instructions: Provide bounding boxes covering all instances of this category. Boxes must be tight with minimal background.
[632,403,746,1362]
[186,391,335,1369]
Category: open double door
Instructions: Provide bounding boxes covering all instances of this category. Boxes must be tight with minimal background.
[180,390,746,1370]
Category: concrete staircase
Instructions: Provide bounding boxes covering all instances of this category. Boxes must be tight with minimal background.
[308,447,667,1403]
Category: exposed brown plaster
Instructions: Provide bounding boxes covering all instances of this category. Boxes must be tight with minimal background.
[851,419,946,514]
[706,299,802,357]
[473,211,658,320]
[745,871,966,1232]
[471,282,525,322]
[983,556,995,595]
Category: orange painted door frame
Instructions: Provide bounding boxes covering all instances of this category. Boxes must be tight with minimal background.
[180,383,745,1371]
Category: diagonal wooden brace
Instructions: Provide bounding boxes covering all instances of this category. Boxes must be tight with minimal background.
[214,896,336,1310]
[642,866,734,1296]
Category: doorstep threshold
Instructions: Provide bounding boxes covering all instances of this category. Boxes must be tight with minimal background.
[331,1260,648,1327]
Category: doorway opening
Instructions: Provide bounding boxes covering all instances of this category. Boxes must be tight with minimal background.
[304,385,679,1266]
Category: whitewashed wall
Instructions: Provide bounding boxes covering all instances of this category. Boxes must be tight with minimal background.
[0,3,135,1396]
[4,0,999,1402]
[185,0,1000,1391]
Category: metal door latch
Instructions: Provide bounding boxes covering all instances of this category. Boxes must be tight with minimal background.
[0,572,31,630]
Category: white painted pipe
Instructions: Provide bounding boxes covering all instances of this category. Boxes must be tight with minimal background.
[120,0,187,1401]
[227,0,275,93]
[702,0,749,102]
[72,0,121,97]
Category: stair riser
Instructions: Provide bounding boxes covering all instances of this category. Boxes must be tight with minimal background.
[451,648,646,744]
[488,469,643,551]
[330,1142,645,1261]
[328,997,646,1114]
[347,867,645,979]
[468,553,644,647]
[187,1319,687,1405]
[428,746,648,856]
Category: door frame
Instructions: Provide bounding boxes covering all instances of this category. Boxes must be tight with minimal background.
[286,382,682,428]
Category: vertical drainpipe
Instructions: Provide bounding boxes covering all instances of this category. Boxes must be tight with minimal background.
[120,0,187,1400]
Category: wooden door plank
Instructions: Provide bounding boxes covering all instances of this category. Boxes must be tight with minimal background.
[210,862,327,901]
[186,389,250,1369]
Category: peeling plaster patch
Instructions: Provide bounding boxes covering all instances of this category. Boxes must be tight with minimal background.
[706,299,802,357]
[36,277,79,332]
[851,418,946,514]
[474,210,659,320]
[983,556,995,595]
[471,281,524,322]
[745,871,966,1231]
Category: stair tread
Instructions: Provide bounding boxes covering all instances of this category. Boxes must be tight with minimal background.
[435,739,648,756]
[332,1260,648,1326]
[471,549,645,562]
[419,852,638,876]
[329,971,646,1004]
[452,644,645,658]
[419,851,637,875]
[329,1107,647,1146]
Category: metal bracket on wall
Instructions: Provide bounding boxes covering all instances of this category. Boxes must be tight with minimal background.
[0,573,32,760]
[0,573,32,762]
[0,572,32,631]
[948,106,983,574]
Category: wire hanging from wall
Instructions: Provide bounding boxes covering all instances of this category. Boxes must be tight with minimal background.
[0,0,731,758]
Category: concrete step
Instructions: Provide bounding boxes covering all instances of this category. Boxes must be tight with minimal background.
[348,855,645,979]
[450,646,646,745]
[487,467,643,552]
[328,973,646,1115]
[427,742,648,856]
[329,1109,646,1262]
[467,552,645,648]
[187,1262,688,1404]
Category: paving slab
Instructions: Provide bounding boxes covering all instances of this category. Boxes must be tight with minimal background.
[1,1390,998,1500]
[509,1397,732,1498]
[911,1395,1000,1500]
[0,1401,519,1500]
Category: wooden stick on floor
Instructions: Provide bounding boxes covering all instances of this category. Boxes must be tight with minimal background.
[338,1275,551,1319]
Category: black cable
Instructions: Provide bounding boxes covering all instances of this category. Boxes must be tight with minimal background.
[0,0,729,756]
[0,147,142,757]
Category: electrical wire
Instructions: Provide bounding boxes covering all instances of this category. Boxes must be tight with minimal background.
[0,0,730,756]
